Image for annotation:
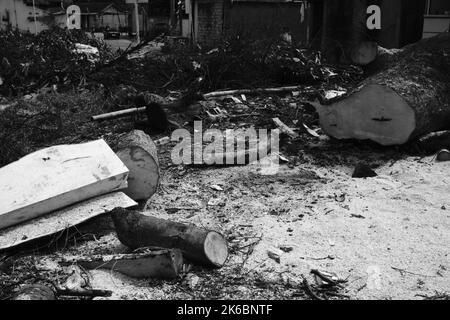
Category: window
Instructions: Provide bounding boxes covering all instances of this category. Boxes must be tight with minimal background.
[425,0,450,16]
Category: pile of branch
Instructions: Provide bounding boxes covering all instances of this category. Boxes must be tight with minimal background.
[93,35,362,95]
[0,28,115,96]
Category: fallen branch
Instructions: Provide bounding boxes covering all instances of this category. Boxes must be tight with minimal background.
[301,276,324,300]
[272,118,299,139]
[204,86,306,99]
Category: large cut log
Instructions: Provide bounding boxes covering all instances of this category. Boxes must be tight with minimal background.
[116,130,160,201]
[68,249,183,279]
[0,140,129,230]
[112,208,228,268]
[313,34,450,146]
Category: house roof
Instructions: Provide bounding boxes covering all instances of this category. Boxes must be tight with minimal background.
[76,2,112,13]
[74,1,128,14]
[24,0,72,7]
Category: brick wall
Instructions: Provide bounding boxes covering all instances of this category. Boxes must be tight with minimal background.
[196,0,225,47]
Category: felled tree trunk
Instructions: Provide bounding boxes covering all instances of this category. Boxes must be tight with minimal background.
[112,208,229,268]
[116,130,160,201]
[314,34,450,146]
[13,285,56,300]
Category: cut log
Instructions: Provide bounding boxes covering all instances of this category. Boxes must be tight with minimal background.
[116,130,160,201]
[112,208,228,268]
[314,34,450,146]
[350,41,379,66]
[13,285,56,300]
[0,140,129,230]
[70,249,183,279]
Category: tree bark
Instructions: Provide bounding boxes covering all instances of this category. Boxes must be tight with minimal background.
[314,34,450,146]
[112,208,228,268]
[116,130,160,201]
[13,285,56,300]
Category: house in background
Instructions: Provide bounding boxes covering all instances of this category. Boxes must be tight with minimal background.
[0,0,68,33]
[0,0,135,34]
[423,0,450,38]
[75,1,129,31]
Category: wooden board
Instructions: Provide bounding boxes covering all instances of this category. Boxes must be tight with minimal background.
[0,192,137,251]
[0,139,129,230]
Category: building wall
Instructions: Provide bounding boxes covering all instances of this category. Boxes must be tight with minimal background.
[190,0,311,47]
[194,0,225,46]
[377,0,426,48]
[0,0,63,33]
[225,2,310,45]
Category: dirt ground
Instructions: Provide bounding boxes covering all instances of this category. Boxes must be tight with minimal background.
[1,28,448,301]
[1,89,449,300]
[22,135,448,301]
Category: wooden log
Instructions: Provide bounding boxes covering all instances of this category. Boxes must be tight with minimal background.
[0,139,129,230]
[13,284,56,300]
[116,130,160,201]
[70,249,183,279]
[313,34,450,146]
[350,41,378,65]
[112,208,228,268]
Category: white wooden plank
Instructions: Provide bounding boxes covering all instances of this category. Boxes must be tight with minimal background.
[0,139,129,230]
[0,192,137,251]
